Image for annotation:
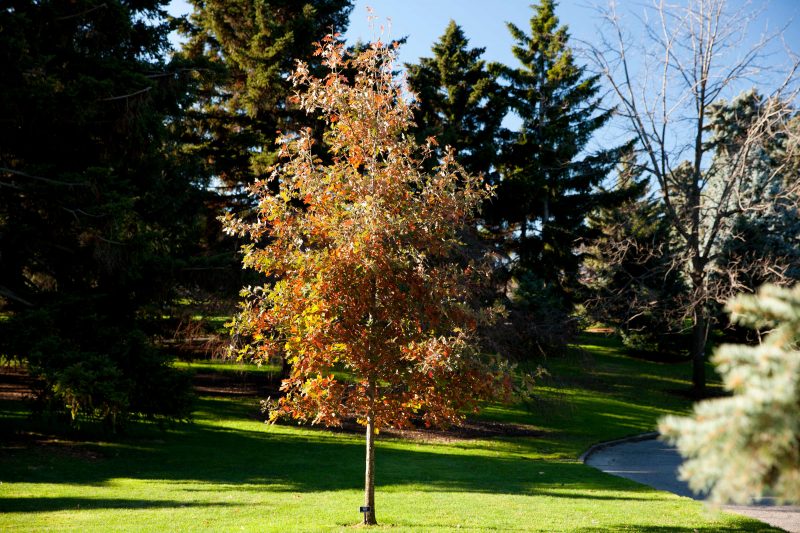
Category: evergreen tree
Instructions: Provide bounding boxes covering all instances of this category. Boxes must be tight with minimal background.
[704,91,800,291]
[177,0,353,202]
[0,0,198,427]
[490,0,628,301]
[660,284,800,504]
[405,21,505,178]
[583,154,688,354]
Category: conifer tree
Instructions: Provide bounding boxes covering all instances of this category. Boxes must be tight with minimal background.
[583,154,687,353]
[405,21,505,178]
[0,0,198,426]
[178,0,353,202]
[660,284,800,504]
[704,91,800,291]
[490,0,628,301]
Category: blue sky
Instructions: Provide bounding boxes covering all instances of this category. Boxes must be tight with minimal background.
[343,1,605,66]
[169,1,799,70]
[167,1,799,150]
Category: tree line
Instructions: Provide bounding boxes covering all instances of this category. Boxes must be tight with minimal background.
[0,0,797,428]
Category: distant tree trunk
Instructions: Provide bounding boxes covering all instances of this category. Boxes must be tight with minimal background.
[689,114,706,395]
[363,384,377,526]
[279,355,291,380]
[691,310,707,396]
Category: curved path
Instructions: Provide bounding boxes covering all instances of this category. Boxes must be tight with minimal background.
[585,437,800,533]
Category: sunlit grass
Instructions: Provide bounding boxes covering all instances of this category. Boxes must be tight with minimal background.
[173,359,280,375]
[0,333,777,531]
[468,333,722,459]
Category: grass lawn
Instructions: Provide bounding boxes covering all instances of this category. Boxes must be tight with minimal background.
[0,334,779,531]
[173,359,281,376]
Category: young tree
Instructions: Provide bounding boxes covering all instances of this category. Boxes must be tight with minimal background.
[405,20,505,178]
[660,284,800,504]
[589,0,800,393]
[489,0,630,303]
[223,36,507,526]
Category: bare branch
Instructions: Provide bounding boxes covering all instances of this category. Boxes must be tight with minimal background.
[101,86,153,102]
[0,167,89,187]
[55,3,108,21]
[584,0,800,391]
[0,286,33,307]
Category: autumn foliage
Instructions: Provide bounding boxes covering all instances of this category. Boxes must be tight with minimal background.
[223,35,506,434]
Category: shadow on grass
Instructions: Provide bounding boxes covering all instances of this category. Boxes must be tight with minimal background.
[576,526,783,533]
[473,332,728,453]
[0,497,232,513]
[1,398,666,503]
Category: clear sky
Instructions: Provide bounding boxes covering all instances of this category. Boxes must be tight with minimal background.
[342,1,799,68]
[167,0,799,146]
[168,1,799,81]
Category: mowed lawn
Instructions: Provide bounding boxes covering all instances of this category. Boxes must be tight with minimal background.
[0,334,780,531]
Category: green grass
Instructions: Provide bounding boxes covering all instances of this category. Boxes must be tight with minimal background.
[0,334,779,531]
[173,360,356,383]
[173,359,281,375]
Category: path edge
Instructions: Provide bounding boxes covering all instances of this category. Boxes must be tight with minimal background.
[579,431,660,463]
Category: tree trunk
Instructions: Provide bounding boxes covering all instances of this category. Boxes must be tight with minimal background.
[691,310,707,396]
[363,406,377,525]
[688,235,707,396]
[689,78,707,397]
[279,355,291,380]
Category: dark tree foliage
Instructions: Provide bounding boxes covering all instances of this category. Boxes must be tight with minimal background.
[489,0,629,302]
[583,154,689,358]
[171,0,354,366]
[177,0,353,202]
[405,22,539,357]
[405,20,505,179]
[0,0,200,428]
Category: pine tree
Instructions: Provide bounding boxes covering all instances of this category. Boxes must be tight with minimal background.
[0,0,199,426]
[178,0,353,202]
[660,284,800,504]
[583,154,688,354]
[490,0,628,301]
[704,91,800,291]
[405,20,505,178]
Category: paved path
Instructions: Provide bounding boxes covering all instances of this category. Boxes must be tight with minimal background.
[585,437,800,532]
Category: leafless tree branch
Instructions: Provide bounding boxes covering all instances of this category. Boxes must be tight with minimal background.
[584,0,800,390]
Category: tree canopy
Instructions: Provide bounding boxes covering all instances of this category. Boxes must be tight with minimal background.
[489,0,630,302]
[0,0,202,426]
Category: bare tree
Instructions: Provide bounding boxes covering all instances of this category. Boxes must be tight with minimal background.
[587,0,800,393]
